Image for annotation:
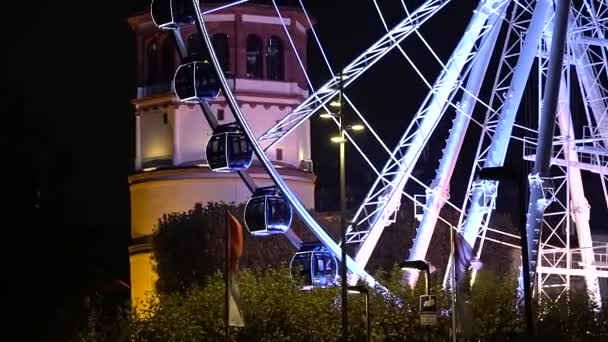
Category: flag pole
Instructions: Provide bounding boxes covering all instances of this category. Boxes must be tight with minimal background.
[450,226,457,342]
[225,209,230,342]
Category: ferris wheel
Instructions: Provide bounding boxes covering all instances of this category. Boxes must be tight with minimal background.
[150,0,608,303]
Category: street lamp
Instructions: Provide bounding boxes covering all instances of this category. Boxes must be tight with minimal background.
[347,285,370,342]
[329,98,342,108]
[324,71,366,340]
[400,260,431,295]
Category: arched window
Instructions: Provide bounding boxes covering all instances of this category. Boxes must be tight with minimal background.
[211,33,230,74]
[246,35,263,79]
[146,42,159,85]
[266,36,284,81]
[161,39,175,83]
[187,33,208,61]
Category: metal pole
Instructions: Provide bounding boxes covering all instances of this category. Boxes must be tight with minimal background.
[225,209,230,342]
[424,270,430,296]
[517,176,533,338]
[450,225,457,342]
[522,0,570,336]
[534,0,570,173]
[339,72,348,341]
[365,292,370,342]
[477,166,533,336]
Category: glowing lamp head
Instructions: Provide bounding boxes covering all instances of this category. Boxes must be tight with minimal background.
[329,100,341,108]
[330,136,345,143]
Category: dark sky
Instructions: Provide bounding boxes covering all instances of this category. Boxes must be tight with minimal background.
[23,1,606,340]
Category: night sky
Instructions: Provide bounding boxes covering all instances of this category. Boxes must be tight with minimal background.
[23,1,606,340]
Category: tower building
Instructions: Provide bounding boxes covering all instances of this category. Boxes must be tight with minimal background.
[126,2,315,306]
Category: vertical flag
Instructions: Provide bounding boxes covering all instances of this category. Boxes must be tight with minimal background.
[226,210,245,328]
[453,232,475,339]
[453,232,474,286]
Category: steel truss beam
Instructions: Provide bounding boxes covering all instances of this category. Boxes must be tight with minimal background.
[535,5,602,306]
[573,0,608,206]
[443,0,550,287]
[344,0,512,285]
[405,1,508,276]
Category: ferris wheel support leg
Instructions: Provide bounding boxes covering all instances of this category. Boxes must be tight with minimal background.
[522,0,570,299]
[443,0,552,290]
[555,75,602,307]
[347,0,511,287]
[406,1,506,286]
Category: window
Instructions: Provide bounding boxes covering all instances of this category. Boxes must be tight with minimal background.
[211,33,230,74]
[217,109,225,121]
[146,42,159,85]
[246,35,263,79]
[266,36,284,81]
[187,33,208,61]
[276,148,283,161]
[161,39,175,83]
[163,113,168,124]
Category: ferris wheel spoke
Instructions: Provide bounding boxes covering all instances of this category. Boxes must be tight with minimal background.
[257,0,452,150]
[187,0,391,293]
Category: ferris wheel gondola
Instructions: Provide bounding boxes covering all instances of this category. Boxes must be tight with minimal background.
[173,61,220,102]
[205,124,253,172]
[290,243,339,290]
[244,187,292,236]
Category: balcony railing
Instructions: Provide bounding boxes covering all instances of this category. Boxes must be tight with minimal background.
[138,82,173,98]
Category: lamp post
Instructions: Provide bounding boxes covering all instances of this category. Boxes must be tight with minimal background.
[477,166,533,337]
[400,260,431,295]
[347,285,370,342]
[323,72,365,340]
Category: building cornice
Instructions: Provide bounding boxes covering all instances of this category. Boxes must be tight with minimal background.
[132,86,309,112]
[128,165,316,186]
[127,2,314,32]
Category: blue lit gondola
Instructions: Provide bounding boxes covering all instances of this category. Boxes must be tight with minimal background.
[205,124,253,172]
[173,61,221,102]
[151,0,195,30]
[244,187,292,236]
[290,243,338,290]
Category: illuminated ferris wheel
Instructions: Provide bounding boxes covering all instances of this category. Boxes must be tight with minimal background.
[150,0,608,304]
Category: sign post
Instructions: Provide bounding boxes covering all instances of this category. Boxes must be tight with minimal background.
[419,295,437,326]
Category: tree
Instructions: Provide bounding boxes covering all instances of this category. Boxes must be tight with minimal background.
[152,202,297,293]
[151,202,344,294]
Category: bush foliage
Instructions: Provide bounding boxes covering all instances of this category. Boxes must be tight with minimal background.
[72,203,608,341]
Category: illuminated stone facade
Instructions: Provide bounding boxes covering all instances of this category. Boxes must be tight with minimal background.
[127,3,315,308]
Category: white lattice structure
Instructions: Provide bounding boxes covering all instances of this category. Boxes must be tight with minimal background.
[148,0,608,304]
